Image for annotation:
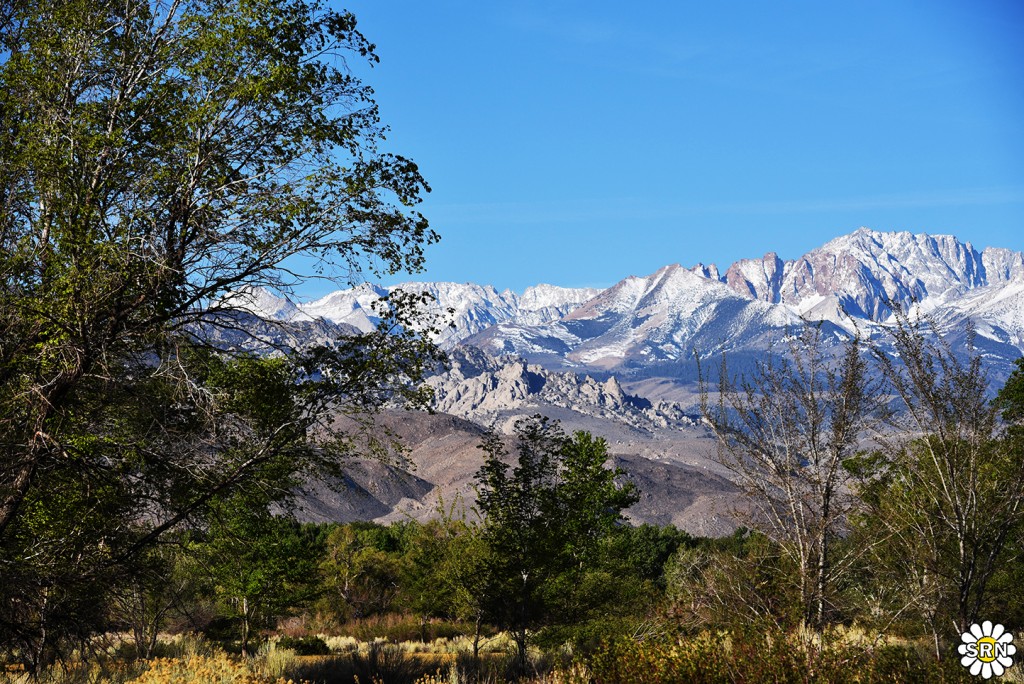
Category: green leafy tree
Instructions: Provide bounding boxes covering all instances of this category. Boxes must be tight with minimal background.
[192,494,318,657]
[438,520,492,661]
[995,357,1024,428]
[605,524,696,591]
[990,358,1024,631]
[0,0,437,666]
[319,523,407,623]
[474,416,639,672]
[401,498,492,661]
[108,545,200,660]
[400,520,451,641]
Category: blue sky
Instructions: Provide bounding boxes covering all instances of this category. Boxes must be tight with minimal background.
[311,0,1024,297]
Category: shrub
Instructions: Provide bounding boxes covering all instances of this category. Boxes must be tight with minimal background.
[337,615,486,645]
[583,631,976,684]
[275,636,331,656]
[284,642,440,684]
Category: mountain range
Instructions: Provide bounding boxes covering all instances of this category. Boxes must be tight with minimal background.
[227,228,1024,532]
[234,228,1024,383]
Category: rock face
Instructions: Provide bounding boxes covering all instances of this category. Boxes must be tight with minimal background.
[426,346,696,431]
[220,285,315,322]
[724,252,786,302]
[721,228,1024,322]
[192,311,359,355]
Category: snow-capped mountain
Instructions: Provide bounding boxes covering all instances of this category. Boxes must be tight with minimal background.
[301,283,390,334]
[242,281,601,348]
[466,264,806,371]
[516,284,603,325]
[222,229,1024,380]
[932,280,1024,354]
[464,229,1024,379]
[722,228,1024,323]
[219,286,314,322]
[388,282,521,346]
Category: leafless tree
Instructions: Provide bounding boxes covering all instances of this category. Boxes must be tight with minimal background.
[862,307,1024,649]
[699,325,884,631]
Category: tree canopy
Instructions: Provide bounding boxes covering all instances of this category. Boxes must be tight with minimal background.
[475,416,639,671]
[0,0,438,666]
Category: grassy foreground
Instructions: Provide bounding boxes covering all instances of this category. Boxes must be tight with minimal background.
[4,627,1014,684]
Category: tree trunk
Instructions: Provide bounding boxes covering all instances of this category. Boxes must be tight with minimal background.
[241,597,251,658]
[514,628,528,676]
[815,492,832,632]
[473,612,482,667]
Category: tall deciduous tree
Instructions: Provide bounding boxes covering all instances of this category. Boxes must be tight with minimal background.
[320,523,407,623]
[475,416,638,672]
[0,0,437,666]
[699,325,882,631]
[856,311,1024,651]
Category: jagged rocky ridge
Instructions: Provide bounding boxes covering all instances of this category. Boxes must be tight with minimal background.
[298,281,601,348]
[426,346,697,431]
[719,229,1024,322]
[220,228,1024,393]
[466,229,1024,381]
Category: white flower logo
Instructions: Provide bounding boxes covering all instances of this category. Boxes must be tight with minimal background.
[959,621,1015,679]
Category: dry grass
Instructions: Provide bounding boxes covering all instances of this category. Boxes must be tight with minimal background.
[7,628,1022,684]
[126,653,290,684]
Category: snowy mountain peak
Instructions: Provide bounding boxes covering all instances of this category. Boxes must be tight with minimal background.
[689,263,721,280]
[462,229,1023,378]
[716,228,1024,323]
[519,283,601,311]
[301,283,388,333]
[220,286,312,322]
[724,251,785,302]
[221,229,1023,381]
[266,281,601,348]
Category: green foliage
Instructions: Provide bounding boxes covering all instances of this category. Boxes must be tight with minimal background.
[604,524,697,589]
[319,523,409,622]
[994,357,1024,425]
[474,416,640,669]
[274,635,330,656]
[557,431,642,566]
[191,492,320,656]
[0,0,439,666]
[855,315,1024,639]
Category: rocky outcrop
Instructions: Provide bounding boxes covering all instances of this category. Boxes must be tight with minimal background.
[426,346,696,431]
